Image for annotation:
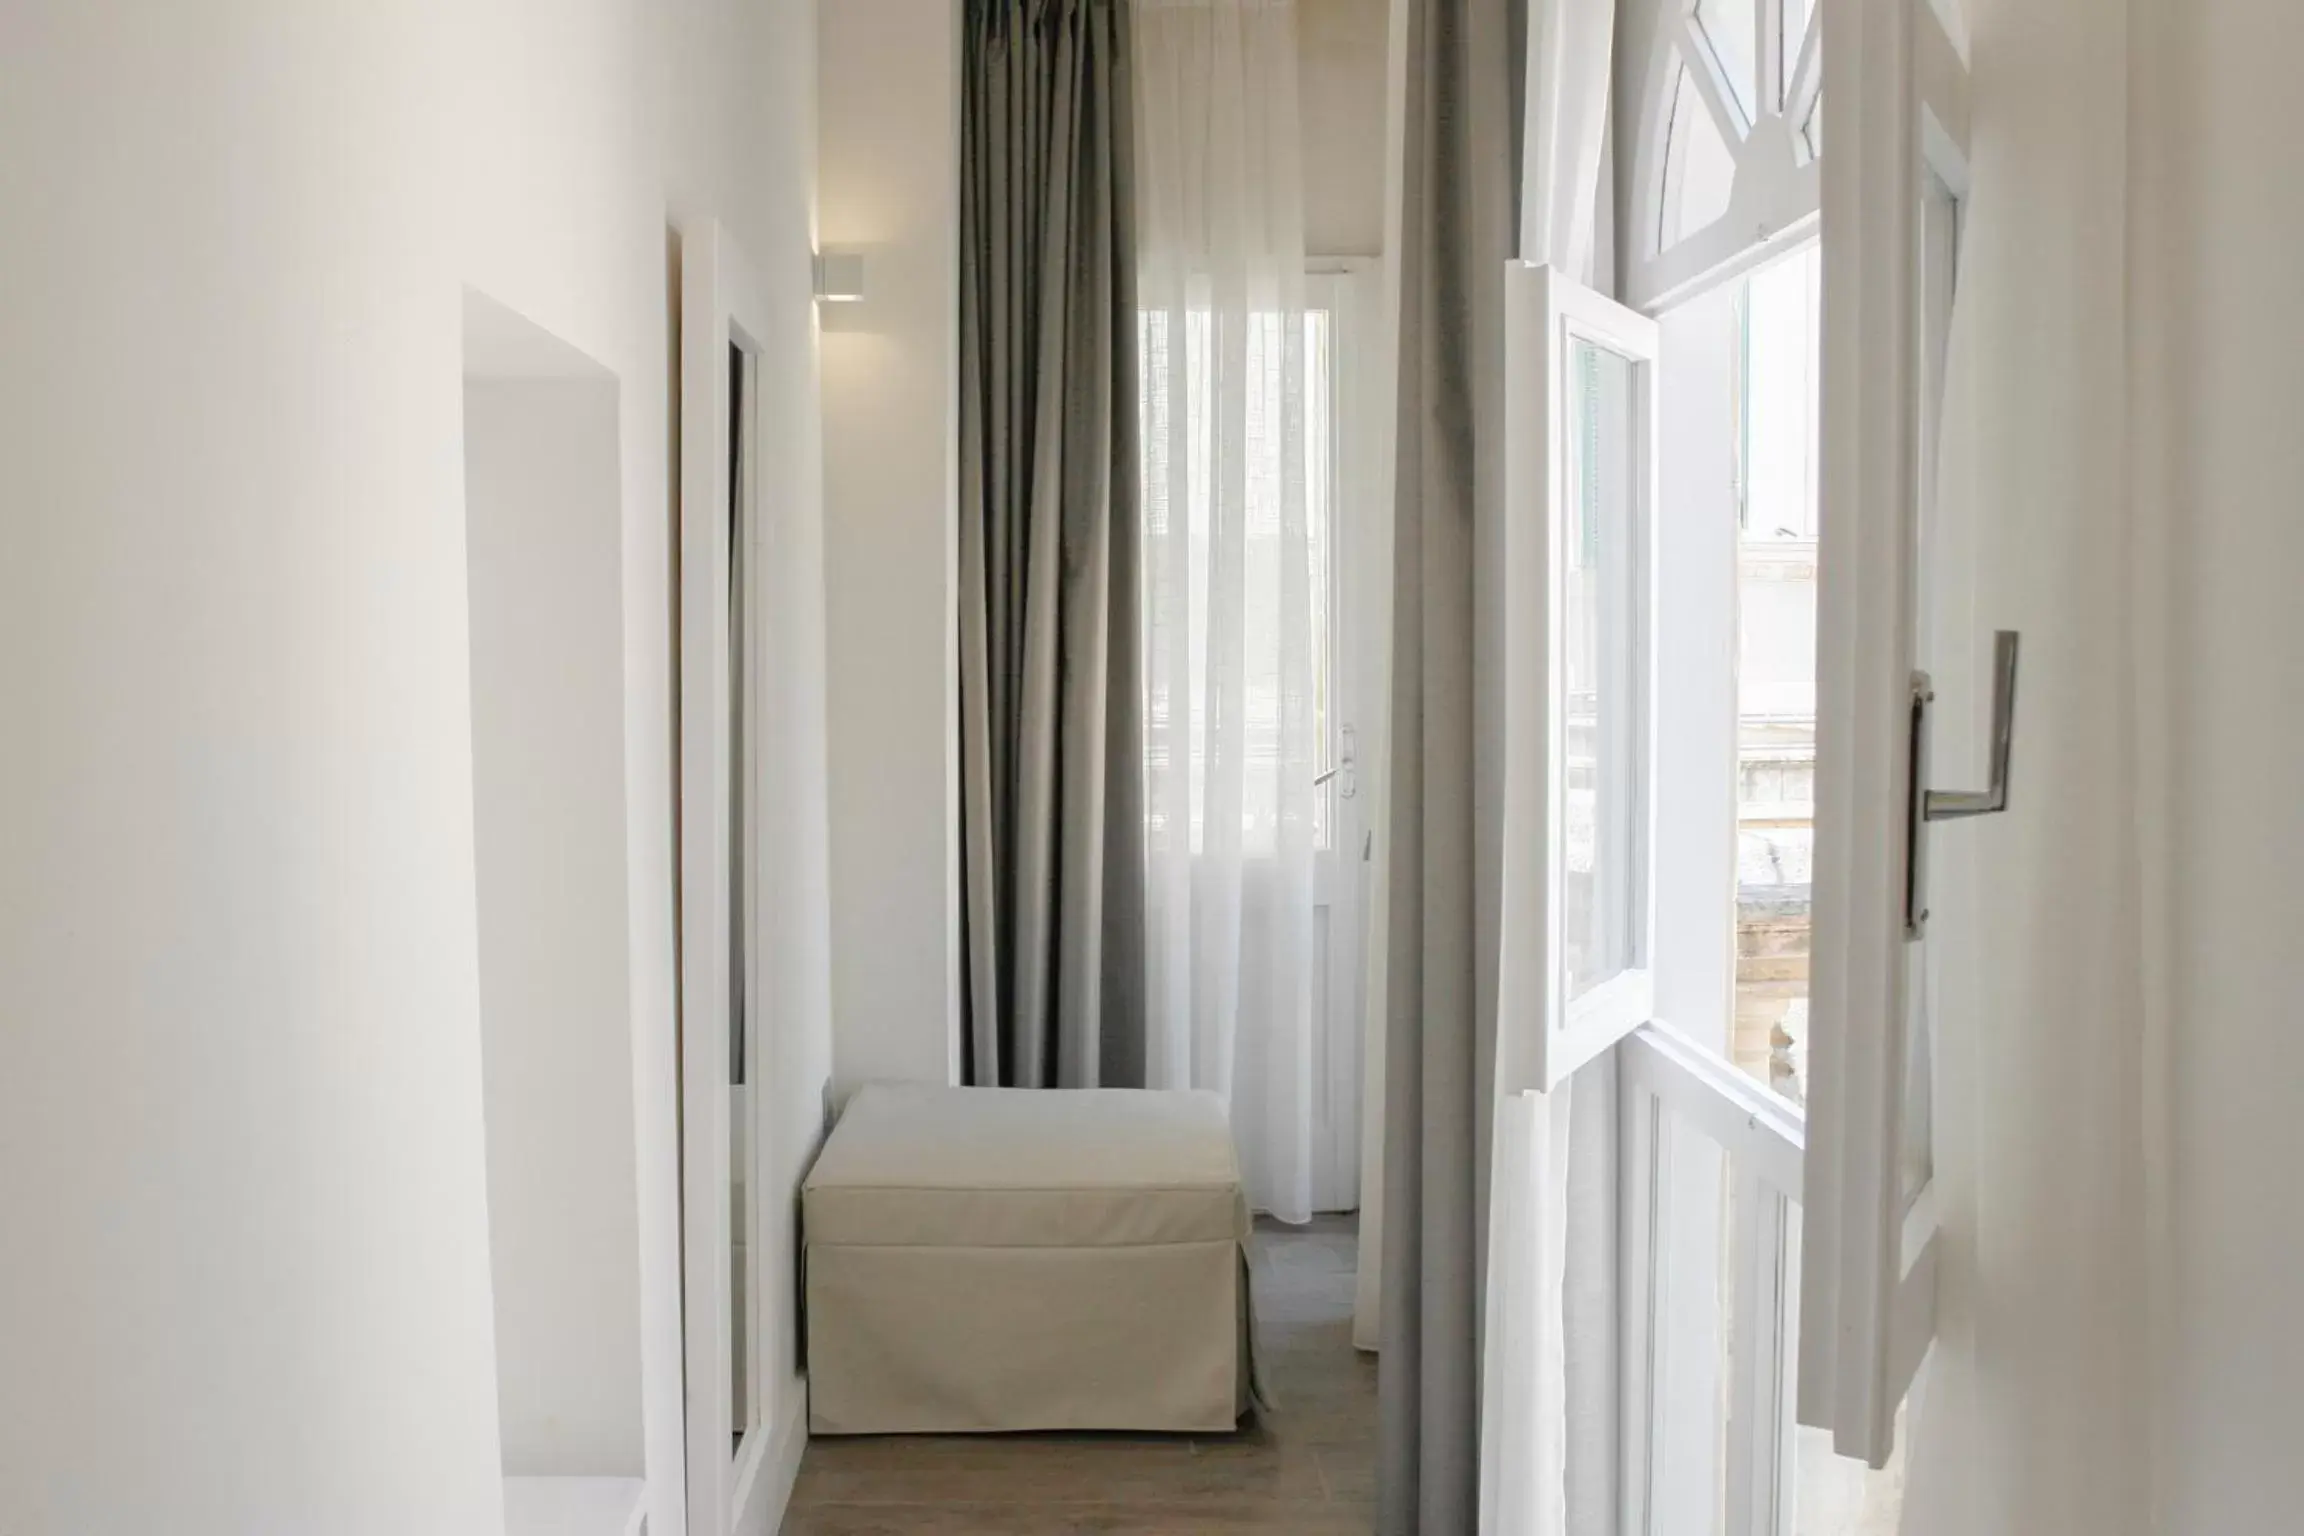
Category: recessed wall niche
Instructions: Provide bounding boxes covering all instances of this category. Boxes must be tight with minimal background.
[461,290,648,1536]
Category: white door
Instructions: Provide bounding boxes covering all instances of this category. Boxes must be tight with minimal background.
[1309,264,1380,1213]
[678,218,782,1536]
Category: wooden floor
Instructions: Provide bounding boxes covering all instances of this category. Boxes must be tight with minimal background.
[780,1215,1378,1534]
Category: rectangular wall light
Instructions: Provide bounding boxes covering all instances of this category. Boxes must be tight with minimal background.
[812,251,866,304]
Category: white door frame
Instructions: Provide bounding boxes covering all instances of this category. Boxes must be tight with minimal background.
[1309,259,1384,1214]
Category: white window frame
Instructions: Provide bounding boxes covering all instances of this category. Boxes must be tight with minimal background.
[1308,257,1383,1213]
[1499,263,1662,1095]
[1611,0,1976,1509]
[1620,1024,1805,1536]
[1795,0,1969,1470]
[1304,266,1363,860]
[1626,0,1824,314]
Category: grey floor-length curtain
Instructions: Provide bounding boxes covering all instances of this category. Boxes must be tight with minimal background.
[958,0,1147,1091]
[1377,0,1522,1526]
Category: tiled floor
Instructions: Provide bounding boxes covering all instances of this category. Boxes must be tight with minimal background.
[780,1215,1378,1534]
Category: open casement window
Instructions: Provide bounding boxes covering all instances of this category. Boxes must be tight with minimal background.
[1796,0,1971,1471]
[1498,265,1661,1095]
[1620,1026,1808,1536]
[1602,0,1975,1511]
[1628,0,1824,313]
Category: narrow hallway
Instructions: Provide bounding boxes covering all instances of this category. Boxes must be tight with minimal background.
[781,1217,1377,1533]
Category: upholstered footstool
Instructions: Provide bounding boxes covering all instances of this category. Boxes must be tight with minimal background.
[802,1084,1261,1435]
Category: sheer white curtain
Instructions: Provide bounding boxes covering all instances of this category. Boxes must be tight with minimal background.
[1135,0,1319,1221]
[1480,4,1617,1534]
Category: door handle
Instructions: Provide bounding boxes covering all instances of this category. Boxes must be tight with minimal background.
[1905,630,2020,938]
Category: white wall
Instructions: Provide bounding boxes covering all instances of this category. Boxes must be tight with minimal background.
[0,3,828,1532]
[463,367,645,1480]
[817,0,964,1098]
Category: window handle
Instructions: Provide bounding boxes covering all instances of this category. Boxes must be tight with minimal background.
[1923,630,2020,822]
[1905,630,2020,939]
[1315,725,1359,798]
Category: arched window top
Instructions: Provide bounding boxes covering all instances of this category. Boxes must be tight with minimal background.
[1627,0,1968,315]
[1629,0,1823,312]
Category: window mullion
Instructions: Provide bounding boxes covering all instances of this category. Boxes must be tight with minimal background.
[1759,0,1783,119]
[1679,17,1752,142]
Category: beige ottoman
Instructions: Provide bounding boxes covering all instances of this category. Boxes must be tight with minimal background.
[802,1084,1261,1435]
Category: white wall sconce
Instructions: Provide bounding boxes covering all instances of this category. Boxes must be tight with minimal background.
[813,250,866,304]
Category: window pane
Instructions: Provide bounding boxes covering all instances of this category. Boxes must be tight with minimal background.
[1743,250,1822,544]
[1662,64,1738,253]
[1564,338,1642,1002]
[1697,0,1758,123]
[1782,0,1816,109]
[1137,304,1336,855]
[1733,248,1821,1102]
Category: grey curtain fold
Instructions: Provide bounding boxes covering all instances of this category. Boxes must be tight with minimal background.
[959,0,1147,1091]
[1377,0,1522,1526]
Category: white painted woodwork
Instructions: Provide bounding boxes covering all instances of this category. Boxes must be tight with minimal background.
[1797,0,1970,1472]
[1500,265,1664,1094]
[1625,0,1823,314]
[1620,1024,1805,1536]
[679,219,792,1536]
[1651,285,1745,1064]
[1309,261,1386,1213]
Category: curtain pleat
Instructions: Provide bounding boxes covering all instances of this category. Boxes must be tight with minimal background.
[1480,3,1620,1533]
[1377,0,1521,1527]
[959,0,1145,1089]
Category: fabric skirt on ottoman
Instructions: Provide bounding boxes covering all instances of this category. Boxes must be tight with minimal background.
[802,1084,1262,1435]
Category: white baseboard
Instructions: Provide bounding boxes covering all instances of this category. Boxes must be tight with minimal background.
[504,1475,648,1536]
[757,1395,807,1535]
